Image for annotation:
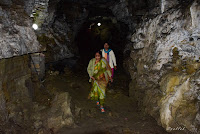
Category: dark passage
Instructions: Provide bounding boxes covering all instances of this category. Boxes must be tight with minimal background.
[76,24,128,68]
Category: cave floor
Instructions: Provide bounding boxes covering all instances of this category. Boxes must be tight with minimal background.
[44,68,169,134]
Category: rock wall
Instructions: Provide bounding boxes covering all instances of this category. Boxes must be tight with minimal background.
[32,0,88,62]
[125,0,200,133]
[110,0,161,32]
[0,55,35,133]
[0,5,41,59]
[0,55,77,133]
[0,1,77,133]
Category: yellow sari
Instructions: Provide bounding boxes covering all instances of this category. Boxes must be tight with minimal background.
[88,58,112,105]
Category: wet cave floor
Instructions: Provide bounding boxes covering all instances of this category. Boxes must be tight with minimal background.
[43,67,169,134]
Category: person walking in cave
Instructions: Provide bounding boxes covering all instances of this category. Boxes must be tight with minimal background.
[101,42,117,80]
[87,51,113,113]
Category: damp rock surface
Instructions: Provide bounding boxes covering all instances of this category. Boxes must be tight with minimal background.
[0,5,41,59]
[125,0,200,133]
[0,56,77,134]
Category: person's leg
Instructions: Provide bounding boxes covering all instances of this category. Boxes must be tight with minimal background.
[90,82,99,102]
[100,99,105,112]
[108,68,114,86]
[99,83,106,112]
[99,89,105,107]
[111,68,114,78]
[100,99,104,106]
[96,101,100,106]
[97,78,107,112]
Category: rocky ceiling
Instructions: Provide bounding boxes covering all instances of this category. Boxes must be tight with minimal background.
[53,0,119,6]
[0,0,195,60]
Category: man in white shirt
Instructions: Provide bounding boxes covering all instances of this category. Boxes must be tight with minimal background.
[101,43,117,79]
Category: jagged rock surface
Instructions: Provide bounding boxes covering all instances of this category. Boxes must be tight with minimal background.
[125,1,200,133]
[0,5,41,59]
[33,0,88,62]
[0,1,77,133]
[0,56,77,133]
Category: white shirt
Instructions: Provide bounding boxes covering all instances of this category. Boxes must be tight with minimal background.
[101,49,117,68]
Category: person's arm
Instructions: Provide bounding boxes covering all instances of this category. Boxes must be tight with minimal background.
[111,51,117,69]
[106,67,113,82]
[87,59,93,78]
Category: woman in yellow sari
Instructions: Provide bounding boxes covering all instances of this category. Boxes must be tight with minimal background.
[87,51,113,113]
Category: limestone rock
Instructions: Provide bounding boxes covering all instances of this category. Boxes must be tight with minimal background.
[0,6,41,59]
[46,92,74,132]
[190,0,200,37]
[161,0,179,13]
[126,1,200,133]
[34,0,87,62]
[133,41,145,50]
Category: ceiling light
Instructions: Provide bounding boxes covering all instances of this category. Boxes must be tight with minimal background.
[97,23,101,26]
[32,24,38,30]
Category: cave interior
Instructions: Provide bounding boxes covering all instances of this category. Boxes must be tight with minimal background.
[0,0,199,133]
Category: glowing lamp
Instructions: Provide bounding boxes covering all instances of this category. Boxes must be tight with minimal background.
[32,24,38,30]
[97,23,101,26]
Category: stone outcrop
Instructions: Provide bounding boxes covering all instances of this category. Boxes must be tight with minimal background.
[0,1,77,133]
[161,0,179,13]
[0,55,77,133]
[0,5,41,59]
[0,55,35,132]
[125,0,200,133]
[110,0,161,31]
[46,92,74,131]
[31,0,88,62]
[31,92,77,133]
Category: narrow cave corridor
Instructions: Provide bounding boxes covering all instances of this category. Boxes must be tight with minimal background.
[74,8,129,68]
[0,0,200,134]
[75,20,128,68]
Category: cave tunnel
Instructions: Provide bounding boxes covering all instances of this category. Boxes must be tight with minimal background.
[75,14,129,67]
[54,0,129,69]
[0,0,199,134]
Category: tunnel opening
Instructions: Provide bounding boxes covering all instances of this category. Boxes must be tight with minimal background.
[75,15,129,71]
[48,0,130,74]
[75,18,129,68]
